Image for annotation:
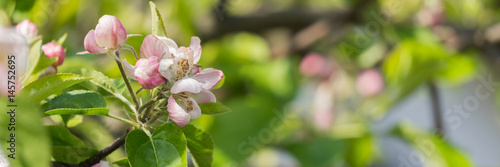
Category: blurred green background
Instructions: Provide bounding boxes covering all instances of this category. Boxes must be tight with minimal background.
[4,0,500,166]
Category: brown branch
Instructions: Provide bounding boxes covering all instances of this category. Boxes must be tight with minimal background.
[428,81,444,137]
[52,130,130,167]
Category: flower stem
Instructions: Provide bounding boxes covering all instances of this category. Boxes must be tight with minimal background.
[115,59,140,110]
[108,114,135,125]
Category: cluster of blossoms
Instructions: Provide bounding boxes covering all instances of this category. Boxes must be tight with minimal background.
[83,15,224,127]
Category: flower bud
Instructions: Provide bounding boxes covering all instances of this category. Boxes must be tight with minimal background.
[134,58,165,89]
[16,19,38,41]
[42,42,65,66]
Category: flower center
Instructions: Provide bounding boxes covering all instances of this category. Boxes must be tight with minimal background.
[176,58,190,78]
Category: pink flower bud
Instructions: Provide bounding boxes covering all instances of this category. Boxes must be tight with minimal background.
[42,42,65,66]
[300,53,333,79]
[356,69,384,97]
[16,19,38,40]
[134,58,165,89]
[84,30,107,54]
[94,15,127,49]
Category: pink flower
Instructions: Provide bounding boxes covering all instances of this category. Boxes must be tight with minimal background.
[158,37,223,127]
[356,69,384,97]
[42,42,65,66]
[299,53,334,80]
[84,15,127,54]
[16,19,38,41]
[122,35,169,89]
[167,68,223,126]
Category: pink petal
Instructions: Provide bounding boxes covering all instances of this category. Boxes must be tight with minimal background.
[141,35,170,59]
[94,15,127,49]
[190,66,200,75]
[134,58,165,89]
[167,96,191,127]
[42,42,65,66]
[157,36,179,55]
[189,36,202,64]
[16,19,38,40]
[121,59,136,80]
[191,90,216,104]
[84,30,107,54]
[192,68,224,91]
[171,77,203,94]
[187,97,201,119]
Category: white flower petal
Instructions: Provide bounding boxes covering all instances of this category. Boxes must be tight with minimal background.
[192,68,224,90]
[171,77,203,94]
[157,36,178,56]
[191,90,216,104]
[121,59,136,80]
[187,97,201,119]
[189,36,202,64]
[159,59,174,81]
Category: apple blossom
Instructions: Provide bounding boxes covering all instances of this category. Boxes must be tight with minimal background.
[121,34,223,126]
[159,37,223,127]
[42,42,65,66]
[16,19,38,41]
[84,15,127,54]
[122,35,168,89]
[356,69,384,97]
[299,53,334,80]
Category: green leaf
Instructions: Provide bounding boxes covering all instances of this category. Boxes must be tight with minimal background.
[43,90,109,116]
[149,1,167,36]
[51,146,98,164]
[22,73,89,102]
[391,122,472,167]
[43,90,107,110]
[125,123,187,167]
[32,53,57,77]
[199,102,232,115]
[22,38,42,85]
[56,33,68,45]
[45,108,109,116]
[63,115,84,128]
[346,135,376,167]
[181,124,214,167]
[212,75,225,89]
[288,138,346,167]
[113,158,131,167]
[69,69,135,116]
[71,118,125,164]
[48,125,85,147]
[436,54,477,85]
[0,96,51,167]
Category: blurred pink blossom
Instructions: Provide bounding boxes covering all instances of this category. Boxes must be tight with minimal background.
[299,53,333,80]
[356,69,384,97]
[16,19,38,41]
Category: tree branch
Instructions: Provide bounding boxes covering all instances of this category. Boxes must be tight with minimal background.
[428,81,444,137]
[52,130,131,167]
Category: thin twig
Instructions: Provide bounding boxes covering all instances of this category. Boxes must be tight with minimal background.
[428,81,445,137]
[114,57,139,110]
[52,129,131,167]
